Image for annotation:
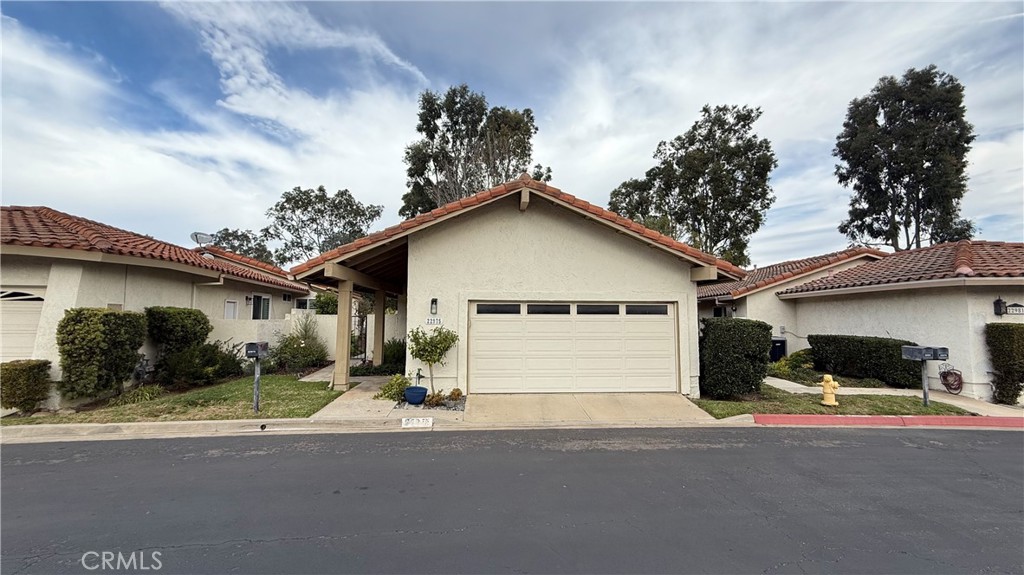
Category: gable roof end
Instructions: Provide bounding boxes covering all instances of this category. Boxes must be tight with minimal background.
[291,175,743,280]
[777,240,1024,296]
[697,247,887,301]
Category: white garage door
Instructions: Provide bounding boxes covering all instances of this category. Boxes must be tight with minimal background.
[469,302,678,393]
[0,289,46,363]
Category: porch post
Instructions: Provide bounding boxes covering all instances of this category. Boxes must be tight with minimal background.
[372,290,386,366]
[332,281,353,391]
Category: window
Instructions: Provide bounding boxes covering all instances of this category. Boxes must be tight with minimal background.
[295,298,310,310]
[283,293,293,302]
[527,304,570,315]
[625,304,668,315]
[224,300,238,319]
[251,294,271,320]
[477,303,521,315]
[577,304,619,315]
[713,306,726,318]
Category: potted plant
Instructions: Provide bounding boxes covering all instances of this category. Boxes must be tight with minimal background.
[407,326,459,404]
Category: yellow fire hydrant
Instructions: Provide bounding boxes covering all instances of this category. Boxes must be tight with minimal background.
[820,374,840,407]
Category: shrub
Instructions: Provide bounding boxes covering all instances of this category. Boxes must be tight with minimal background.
[269,313,329,373]
[373,374,411,402]
[807,334,919,388]
[349,363,404,376]
[56,308,147,399]
[985,323,1024,405]
[157,342,243,387]
[699,318,772,399]
[312,292,338,315]
[424,390,447,407]
[785,348,815,369]
[766,361,792,380]
[107,385,165,407]
[0,359,52,412]
[448,388,463,401]
[145,307,212,355]
[382,338,406,366]
[408,326,459,393]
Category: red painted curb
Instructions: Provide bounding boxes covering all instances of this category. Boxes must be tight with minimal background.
[753,414,1024,429]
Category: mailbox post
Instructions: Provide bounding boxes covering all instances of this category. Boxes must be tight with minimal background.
[900,346,949,407]
[245,342,269,413]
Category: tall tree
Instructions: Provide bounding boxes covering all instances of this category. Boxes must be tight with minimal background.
[834,65,976,250]
[263,185,383,266]
[608,105,777,267]
[210,228,274,264]
[400,84,552,218]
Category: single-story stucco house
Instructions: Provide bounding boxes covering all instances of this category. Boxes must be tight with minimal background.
[290,174,744,396]
[0,206,310,380]
[697,247,887,355]
[775,240,1024,401]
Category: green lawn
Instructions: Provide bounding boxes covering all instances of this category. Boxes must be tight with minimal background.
[1,375,342,426]
[693,385,970,419]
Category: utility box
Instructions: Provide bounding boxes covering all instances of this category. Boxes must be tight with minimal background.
[245,341,269,359]
[900,346,949,361]
[770,338,787,363]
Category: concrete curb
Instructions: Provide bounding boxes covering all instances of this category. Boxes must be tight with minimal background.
[753,414,1024,429]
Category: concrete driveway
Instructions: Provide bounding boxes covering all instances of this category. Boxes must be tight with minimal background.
[464,393,714,424]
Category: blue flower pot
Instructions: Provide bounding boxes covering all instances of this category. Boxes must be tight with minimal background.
[404,386,428,405]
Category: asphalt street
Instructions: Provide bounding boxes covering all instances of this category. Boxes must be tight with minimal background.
[2,428,1022,574]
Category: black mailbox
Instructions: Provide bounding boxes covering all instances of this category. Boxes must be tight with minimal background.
[900,346,949,361]
[245,341,269,359]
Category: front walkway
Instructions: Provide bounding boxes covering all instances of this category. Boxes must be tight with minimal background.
[764,376,1024,418]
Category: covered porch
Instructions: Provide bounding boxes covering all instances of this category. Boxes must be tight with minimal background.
[293,238,409,390]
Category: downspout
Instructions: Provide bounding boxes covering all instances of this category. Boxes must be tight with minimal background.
[191,276,225,309]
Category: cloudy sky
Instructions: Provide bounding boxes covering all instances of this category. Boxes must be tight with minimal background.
[2,2,1021,267]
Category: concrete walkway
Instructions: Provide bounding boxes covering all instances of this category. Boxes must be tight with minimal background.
[465,393,715,424]
[310,377,464,423]
[764,376,1024,418]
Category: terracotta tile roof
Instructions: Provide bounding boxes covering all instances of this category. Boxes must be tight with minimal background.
[697,247,887,300]
[198,245,289,277]
[2,206,308,293]
[291,174,742,279]
[778,241,1024,295]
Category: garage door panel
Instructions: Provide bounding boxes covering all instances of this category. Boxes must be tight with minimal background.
[470,301,677,394]
[525,357,574,371]
[523,377,573,391]
[525,338,572,352]
[574,338,623,353]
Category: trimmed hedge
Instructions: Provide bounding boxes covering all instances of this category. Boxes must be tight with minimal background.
[382,337,406,366]
[350,363,405,377]
[807,334,919,388]
[145,307,212,355]
[699,318,772,399]
[56,308,147,398]
[985,323,1024,405]
[0,359,52,412]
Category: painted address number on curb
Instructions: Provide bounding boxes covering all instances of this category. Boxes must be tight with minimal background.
[402,417,433,429]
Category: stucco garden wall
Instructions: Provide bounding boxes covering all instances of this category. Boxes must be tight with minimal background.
[406,195,700,395]
[792,284,1024,401]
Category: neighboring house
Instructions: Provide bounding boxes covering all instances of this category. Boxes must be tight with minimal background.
[697,248,887,354]
[775,241,1024,402]
[291,174,744,396]
[0,206,309,381]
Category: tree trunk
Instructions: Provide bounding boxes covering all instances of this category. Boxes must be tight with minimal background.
[427,363,435,394]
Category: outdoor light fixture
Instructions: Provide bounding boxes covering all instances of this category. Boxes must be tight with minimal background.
[994,297,1007,316]
[430,298,438,315]
[245,296,253,305]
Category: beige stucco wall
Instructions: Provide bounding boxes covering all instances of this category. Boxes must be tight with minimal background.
[792,284,1024,401]
[405,194,701,396]
[1,254,300,408]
